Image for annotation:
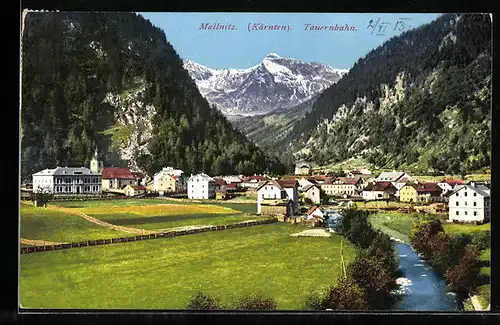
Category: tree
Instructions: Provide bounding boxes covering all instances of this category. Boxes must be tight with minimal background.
[410,218,444,259]
[445,249,480,298]
[321,278,368,310]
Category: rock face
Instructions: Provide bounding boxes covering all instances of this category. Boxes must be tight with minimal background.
[183,53,348,117]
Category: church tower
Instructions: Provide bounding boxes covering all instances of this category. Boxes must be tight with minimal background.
[90,147,103,173]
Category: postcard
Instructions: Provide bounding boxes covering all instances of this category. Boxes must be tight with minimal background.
[19,11,492,312]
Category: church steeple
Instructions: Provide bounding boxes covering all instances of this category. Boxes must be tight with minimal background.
[90,146,103,173]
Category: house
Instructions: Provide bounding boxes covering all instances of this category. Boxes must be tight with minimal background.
[124,185,146,197]
[32,167,102,195]
[448,183,491,224]
[437,179,465,196]
[295,162,311,176]
[302,184,321,204]
[131,171,146,186]
[362,182,397,200]
[391,180,410,198]
[241,175,268,188]
[415,182,443,203]
[309,175,327,184]
[297,177,316,191]
[375,171,413,183]
[152,167,185,194]
[399,184,418,203]
[320,177,363,197]
[306,206,324,219]
[187,173,216,199]
[257,179,299,215]
[101,167,138,191]
[222,175,242,186]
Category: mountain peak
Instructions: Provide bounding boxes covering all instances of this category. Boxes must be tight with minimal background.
[264,52,281,60]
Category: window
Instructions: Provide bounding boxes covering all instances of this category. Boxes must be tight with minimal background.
[465,202,467,206]
[456,211,459,216]
[456,193,459,196]
[464,192,467,196]
[456,201,459,206]
[473,193,477,197]
[465,211,468,216]
[473,202,476,206]
[474,212,477,216]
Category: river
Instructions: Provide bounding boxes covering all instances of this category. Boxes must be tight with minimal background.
[392,242,459,311]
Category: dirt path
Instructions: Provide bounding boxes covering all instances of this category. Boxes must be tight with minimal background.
[48,206,156,235]
[20,238,63,246]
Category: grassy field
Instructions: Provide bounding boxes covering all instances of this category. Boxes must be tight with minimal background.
[20,203,128,243]
[368,212,417,244]
[20,223,358,310]
[442,222,491,236]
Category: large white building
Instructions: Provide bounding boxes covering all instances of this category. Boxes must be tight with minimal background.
[32,167,102,195]
[448,183,491,223]
[187,173,216,199]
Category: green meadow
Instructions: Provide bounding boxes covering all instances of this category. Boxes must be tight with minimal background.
[20,223,357,310]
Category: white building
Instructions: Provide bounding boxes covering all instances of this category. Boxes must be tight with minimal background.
[222,175,242,185]
[187,173,216,199]
[32,167,101,195]
[437,179,465,196]
[257,179,299,214]
[152,167,185,193]
[448,183,491,223]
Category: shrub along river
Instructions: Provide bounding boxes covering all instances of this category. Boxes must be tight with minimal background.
[392,242,459,311]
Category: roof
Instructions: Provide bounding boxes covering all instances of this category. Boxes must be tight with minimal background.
[376,171,407,182]
[153,167,184,178]
[310,175,326,182]
[225,183,237,189]
[213,178,227,186]
[295,162,311,168]
[246,175,267,181]
[33,167,99,176]
[416,182,442,195]
[277,179,298,188]
[440,179,465,186]
[449,184,490,197]
[342,177,361,185]
[188,173,213,182]
[102,167,135,179]
[364,181,396,192]
[302,184,319,192]
[128,185,146,191]
[257,179,285,191]
[307,206,319,215]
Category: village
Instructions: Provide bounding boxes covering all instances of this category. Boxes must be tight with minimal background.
[23,149,491,228]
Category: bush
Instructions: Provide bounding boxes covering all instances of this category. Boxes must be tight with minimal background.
[304,293,323,310]
[321,278,368,310]
[410,219,444,259]
[234,294,277,310]
[185,291,222,310]
[468,231,490,253]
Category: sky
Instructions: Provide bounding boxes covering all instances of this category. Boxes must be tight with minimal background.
[139,13,443,70]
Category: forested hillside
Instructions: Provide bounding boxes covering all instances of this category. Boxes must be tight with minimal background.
[21,12,285,180]
[288,14,491,175]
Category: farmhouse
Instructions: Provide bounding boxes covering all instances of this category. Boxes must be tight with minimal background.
[415,182,443,203]
[124,184,147,197]
[362,182,397,201]
[151,167,185,194]
[320,177,363,197]
[101,167,139,191]
[302,184,322,204]
[295,162,311,176]
[257,179,299,215]
[448,183,491,224]
[187,173,216,199]
[437,179,465,196]
[32,167,101,195]
[399,184,418,202]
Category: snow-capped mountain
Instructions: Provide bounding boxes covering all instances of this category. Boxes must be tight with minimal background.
[183,53,349,116]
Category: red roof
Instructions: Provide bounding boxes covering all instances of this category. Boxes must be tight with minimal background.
[417,182,442,195]
[102,167,135,179]
[368,181,396,192]
[343,177,361,185]
[226,183,237,189]
[307,206,318,215]
[129,185,146,191]
[311,175,326,181]
[214,178,227,186]
[442,179,465,186]
[277,179,298,188]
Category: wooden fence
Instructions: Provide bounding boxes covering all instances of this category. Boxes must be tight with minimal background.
[20,218,278,254]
